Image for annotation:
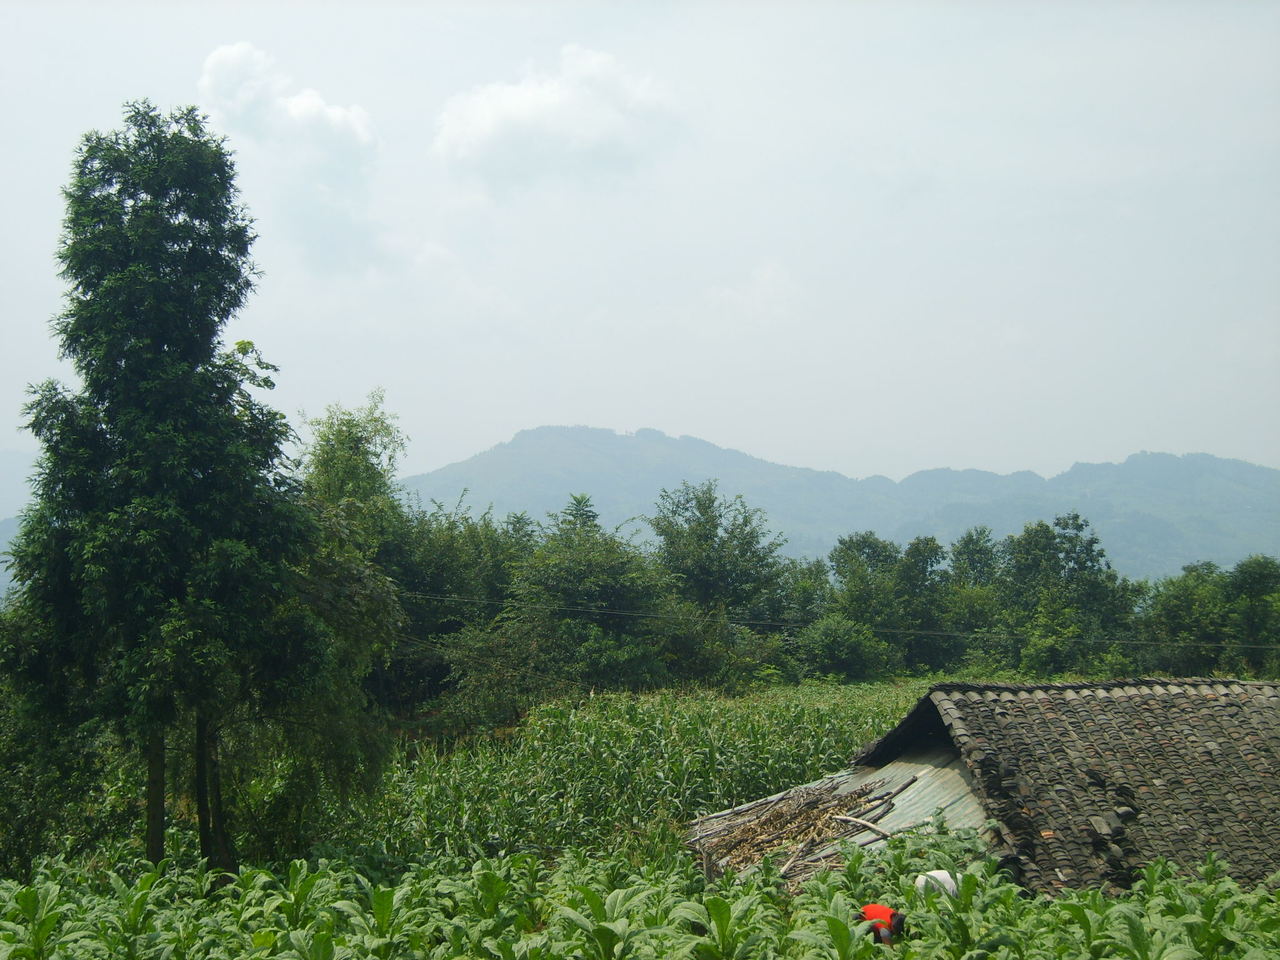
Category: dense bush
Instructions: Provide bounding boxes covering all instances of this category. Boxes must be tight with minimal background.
[795,615,903,681]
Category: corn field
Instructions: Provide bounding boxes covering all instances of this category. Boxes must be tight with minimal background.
[369,681,928,862]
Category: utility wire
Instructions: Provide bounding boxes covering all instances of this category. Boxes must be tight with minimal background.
[397,590,1279,651]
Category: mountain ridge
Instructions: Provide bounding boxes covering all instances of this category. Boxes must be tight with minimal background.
[3,429,1278,588]
[400,427,1280,580]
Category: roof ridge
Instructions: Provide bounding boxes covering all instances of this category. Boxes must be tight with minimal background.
[853,675,1280,893]
[928,677,1272,694]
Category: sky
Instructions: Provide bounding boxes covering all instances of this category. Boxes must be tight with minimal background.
[2,0,1278,486]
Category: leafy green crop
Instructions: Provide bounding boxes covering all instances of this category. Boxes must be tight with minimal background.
[2,838,1278,959]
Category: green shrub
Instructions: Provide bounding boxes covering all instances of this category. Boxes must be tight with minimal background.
[795,615,904,681]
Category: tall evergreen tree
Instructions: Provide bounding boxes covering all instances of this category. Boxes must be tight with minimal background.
[6,102,314,866]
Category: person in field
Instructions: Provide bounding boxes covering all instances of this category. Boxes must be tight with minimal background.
[857,903,906,945]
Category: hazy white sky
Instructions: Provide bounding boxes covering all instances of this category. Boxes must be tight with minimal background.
[2,1,1278,481]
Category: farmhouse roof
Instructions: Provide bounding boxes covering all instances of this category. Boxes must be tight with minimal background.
[859,678,1280,893]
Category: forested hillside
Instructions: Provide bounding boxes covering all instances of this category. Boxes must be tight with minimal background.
[7,429,1277,592]
[401,426,1280,580]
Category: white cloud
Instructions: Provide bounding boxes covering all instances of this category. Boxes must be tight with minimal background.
[197,42,378,270]
[432,44,671,187]
[197,42,283,128]
[280,87,374,146]
[199,42,373,147]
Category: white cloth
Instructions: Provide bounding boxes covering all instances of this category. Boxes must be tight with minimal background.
[914,869,959,896]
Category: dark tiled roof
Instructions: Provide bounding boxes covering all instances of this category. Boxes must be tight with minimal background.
[855,679,1280,893]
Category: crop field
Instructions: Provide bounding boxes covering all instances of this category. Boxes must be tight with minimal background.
[371,681,930,861]
[3,681,1279,958]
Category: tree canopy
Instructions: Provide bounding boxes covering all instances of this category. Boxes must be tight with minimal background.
[6,102,320,866]
[647,479,786,618]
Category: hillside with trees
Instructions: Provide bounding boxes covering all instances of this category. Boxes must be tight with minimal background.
[6,428,1277,593]
[401,426,1280,581]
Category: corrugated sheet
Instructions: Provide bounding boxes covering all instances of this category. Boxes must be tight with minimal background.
[820,746,987,850]
[687,745,987,883]
[690,746,986,850]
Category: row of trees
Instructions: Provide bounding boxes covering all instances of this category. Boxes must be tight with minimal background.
[253,381,1280,725]
[314,407,1279,725]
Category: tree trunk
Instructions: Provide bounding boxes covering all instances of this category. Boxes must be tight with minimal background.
[195,712,213,861]
[208,725,238,873]
[145,730,166,864]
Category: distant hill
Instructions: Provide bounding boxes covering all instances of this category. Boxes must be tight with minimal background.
[0,515,17,596]
[0,450,33,596]
[3,429,1278,590]
[0,451,35,519]
[401,426,1280,581]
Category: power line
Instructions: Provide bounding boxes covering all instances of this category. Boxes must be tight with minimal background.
[397,590,1279,651]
